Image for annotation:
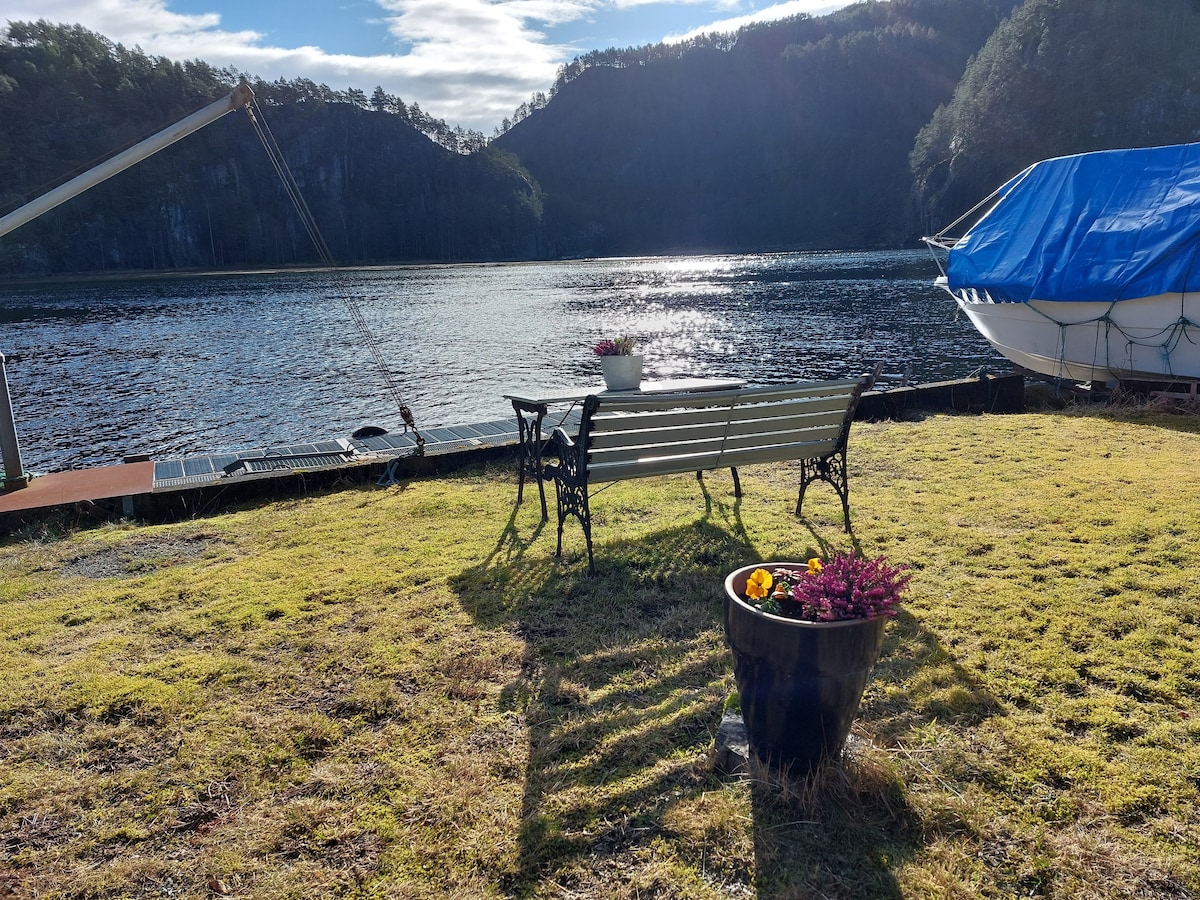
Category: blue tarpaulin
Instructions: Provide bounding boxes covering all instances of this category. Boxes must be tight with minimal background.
[946,143,1200,303]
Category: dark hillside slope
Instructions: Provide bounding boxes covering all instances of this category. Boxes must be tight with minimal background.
[496,0,1020,258]
[0,22,543,276]
[912,0,1200,231]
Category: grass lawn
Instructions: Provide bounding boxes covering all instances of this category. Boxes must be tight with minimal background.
[0,406,1198,898]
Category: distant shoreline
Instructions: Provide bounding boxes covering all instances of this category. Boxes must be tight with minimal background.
[0,262,427,288]
[0,246,898,288]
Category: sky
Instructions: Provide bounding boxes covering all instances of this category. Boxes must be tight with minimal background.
[3,0,853,132]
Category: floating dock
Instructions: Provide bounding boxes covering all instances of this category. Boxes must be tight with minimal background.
[0,374,1024,530]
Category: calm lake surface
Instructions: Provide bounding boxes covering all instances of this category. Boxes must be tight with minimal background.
[1,249,1006,472]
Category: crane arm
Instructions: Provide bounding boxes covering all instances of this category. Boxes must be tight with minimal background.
[0,82,254,240]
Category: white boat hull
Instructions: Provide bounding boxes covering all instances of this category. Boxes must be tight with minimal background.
[951,289,1200,383]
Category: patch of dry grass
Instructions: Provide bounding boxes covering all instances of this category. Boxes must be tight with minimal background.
[0,406,1198,898]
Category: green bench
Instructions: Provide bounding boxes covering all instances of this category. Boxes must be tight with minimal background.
[544,378,869,574]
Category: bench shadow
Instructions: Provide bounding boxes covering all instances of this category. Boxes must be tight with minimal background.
[452,487,1004,896]
[453,506,755,892]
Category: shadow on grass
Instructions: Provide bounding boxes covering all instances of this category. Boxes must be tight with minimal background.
[742,607,1003,899]
[867,608,1006,737]
[745,750,919,900]
[452,485,1003,897]
[454,489,757,892]
[481,502,549,570]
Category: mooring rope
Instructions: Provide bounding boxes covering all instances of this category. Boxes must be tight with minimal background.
[242,97,424,453]
[965,286,1200,382]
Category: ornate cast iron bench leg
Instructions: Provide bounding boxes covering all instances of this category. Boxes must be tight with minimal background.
[796,451,852,532]
[553,480,595,576]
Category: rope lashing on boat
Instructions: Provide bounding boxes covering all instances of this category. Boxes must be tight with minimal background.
[1021,296,1200,380]
[241,96,424,453]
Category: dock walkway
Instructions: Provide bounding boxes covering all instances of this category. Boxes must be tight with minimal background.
[0,408,585,520]
[0,374,1023,525]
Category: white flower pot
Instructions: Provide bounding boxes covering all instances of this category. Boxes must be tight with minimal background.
[600,354,643,391]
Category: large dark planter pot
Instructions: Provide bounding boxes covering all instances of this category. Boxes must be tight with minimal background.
[723,563,887,773]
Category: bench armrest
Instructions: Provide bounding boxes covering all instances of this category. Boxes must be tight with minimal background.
[543,426,586,489]
[548,425,575,452]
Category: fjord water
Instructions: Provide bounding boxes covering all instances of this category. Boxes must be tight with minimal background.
[1,250,1006,472]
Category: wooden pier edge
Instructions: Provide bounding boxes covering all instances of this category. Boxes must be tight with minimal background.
[0,373,1025,533]
[855,372,1025,421]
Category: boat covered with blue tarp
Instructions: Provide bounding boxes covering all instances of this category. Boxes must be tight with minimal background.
[926,142,1200,383]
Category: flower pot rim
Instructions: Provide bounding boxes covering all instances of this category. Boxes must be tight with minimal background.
[724,562,885,628]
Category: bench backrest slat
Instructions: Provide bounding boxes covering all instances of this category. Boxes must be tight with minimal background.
[589,418,845,466]
[590,380,863,413]
[576,377,867,484]
[589,406,850,451]
[589,435,843,482]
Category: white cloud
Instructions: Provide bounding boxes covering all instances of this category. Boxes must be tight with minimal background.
[365,0,581,127]
[3,0,572,130]
[611,0,740,9]
[3,0,260,52]
[375,0,572,76]
[664,0,849,41]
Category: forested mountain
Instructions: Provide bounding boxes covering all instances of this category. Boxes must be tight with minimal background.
[0,22,542,275]
[3,1,1200,277]
[910,0,1200,232]
[494,0,1020,257]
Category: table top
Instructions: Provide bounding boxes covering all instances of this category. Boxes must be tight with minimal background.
[504,377,746,407]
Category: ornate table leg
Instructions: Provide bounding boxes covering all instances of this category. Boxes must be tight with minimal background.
[511,399,550,521]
